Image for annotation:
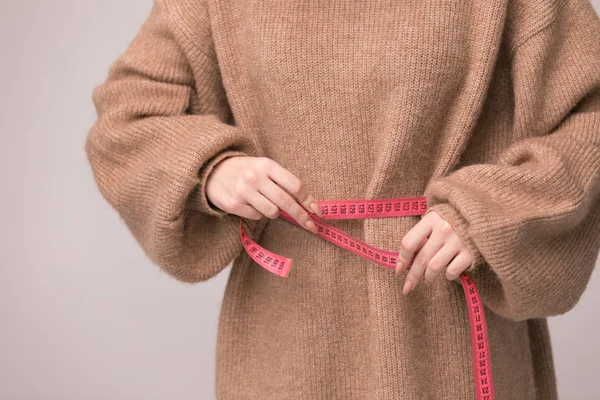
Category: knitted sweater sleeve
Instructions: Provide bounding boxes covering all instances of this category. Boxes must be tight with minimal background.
[423,0,600,321]
[85,0,262,283]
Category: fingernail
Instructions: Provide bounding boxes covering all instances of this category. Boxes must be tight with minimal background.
[305,219,318,234]
[403,280,413,295]
[395,262,404,275]
[310,201,323,218]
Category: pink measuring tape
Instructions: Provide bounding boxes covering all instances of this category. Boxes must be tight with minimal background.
[239,196,494,400]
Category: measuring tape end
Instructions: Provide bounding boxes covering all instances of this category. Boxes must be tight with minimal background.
[281,261,293,278]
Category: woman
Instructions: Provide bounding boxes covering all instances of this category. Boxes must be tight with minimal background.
[85,0,600,398]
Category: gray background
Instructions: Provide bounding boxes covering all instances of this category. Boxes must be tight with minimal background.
[0,1,598,399]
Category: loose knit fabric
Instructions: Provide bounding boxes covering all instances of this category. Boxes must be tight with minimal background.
[85,0,600,399]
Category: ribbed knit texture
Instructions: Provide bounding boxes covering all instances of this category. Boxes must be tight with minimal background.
[85,0,600,398]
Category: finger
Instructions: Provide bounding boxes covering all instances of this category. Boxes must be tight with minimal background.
[266,161,323,218]
[244,189,281,220]
[423,241,460,285]
[395,216,434,276]
[229,203,264,220]
[403,229,445,294]
[259,178,318,234]
[395,235,426,274]
[215,187,264,220]
[445,250,471,281]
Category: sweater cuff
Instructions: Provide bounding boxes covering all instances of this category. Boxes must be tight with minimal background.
[188,149,249,218]
[423,202,485,272]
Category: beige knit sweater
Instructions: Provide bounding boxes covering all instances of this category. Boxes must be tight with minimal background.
[85,0,600,398]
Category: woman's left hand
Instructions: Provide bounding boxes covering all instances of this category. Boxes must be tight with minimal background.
[395,210,472,295]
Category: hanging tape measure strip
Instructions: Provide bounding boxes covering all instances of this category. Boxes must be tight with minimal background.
[239,196,495,400]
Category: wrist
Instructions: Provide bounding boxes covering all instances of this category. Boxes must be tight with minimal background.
[190,149,249,217]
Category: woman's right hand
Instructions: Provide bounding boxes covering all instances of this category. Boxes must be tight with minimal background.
[205,156,323,234]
